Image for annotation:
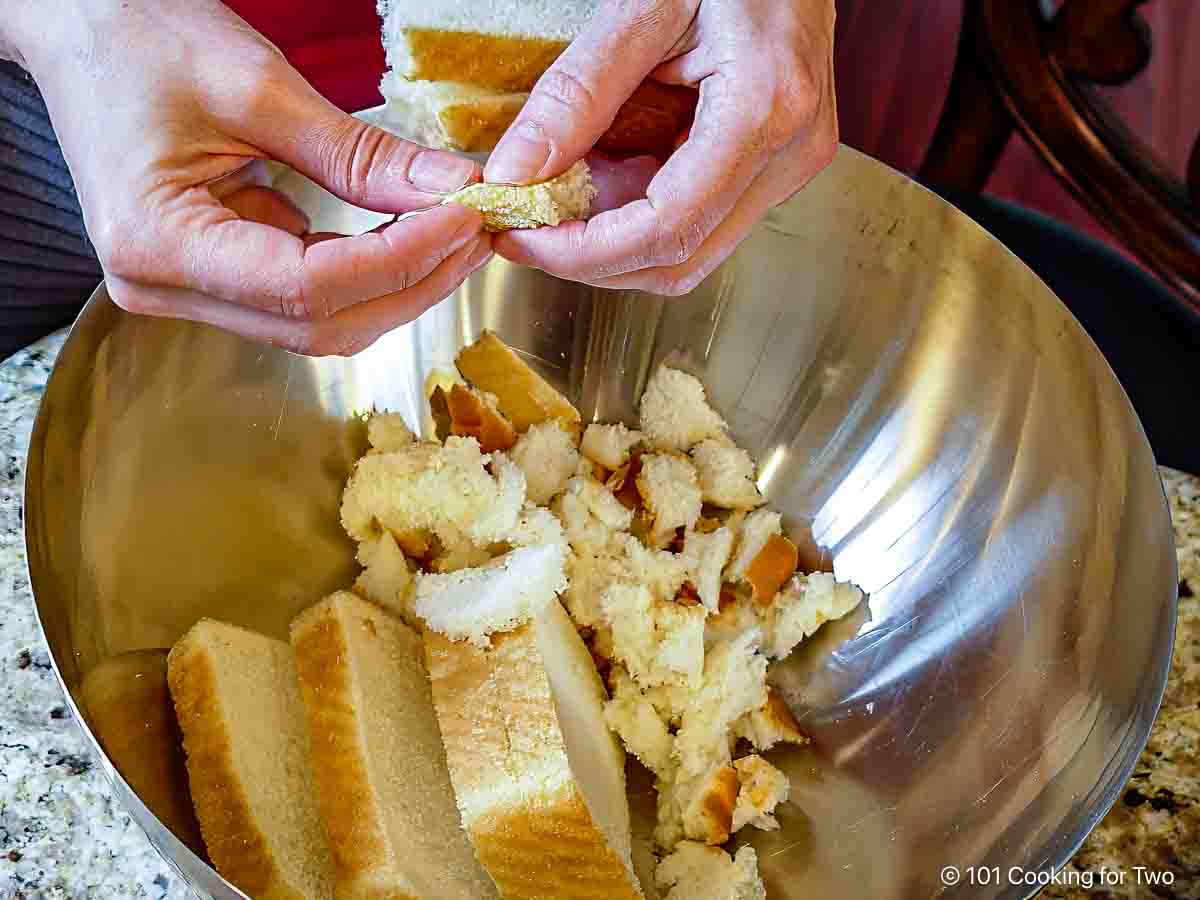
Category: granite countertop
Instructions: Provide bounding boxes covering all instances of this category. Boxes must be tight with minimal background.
[0,334,1196,900]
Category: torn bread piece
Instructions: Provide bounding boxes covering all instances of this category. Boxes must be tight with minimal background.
[290,594,498,900]
[425,600,643,900]
[602,583,705,691]
[690,440,764,509]
[555,474,635,550]
[167,620,336,900]
[443,384,517,453]
[340,436,524,546]
[504,503,569,548]
[674,630,768,781]
[761,572,865,659]
[604,666,676,780]
[582,423,644,471]
[636,454,702,546]
[680,766,739,846]
[414,543,567,647]
[366,411,415,454]
[353,531,416,625]
[731,755,789,833]
[456,331,581,434]
[655,842,766,900]
[725,510,782,583]
[445,160,597,231]
[639,366,728,452]
[511,420,580,505]
[680,527,735,612]
[733,689,809,752]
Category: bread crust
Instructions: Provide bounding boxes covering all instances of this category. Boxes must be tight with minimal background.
[426,625,643,900]
[455,331,581,434]
[290,600,413,900]
[167,626,296,900]
[404,29,569,93]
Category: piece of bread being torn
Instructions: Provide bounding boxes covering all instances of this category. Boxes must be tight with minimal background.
[425,600,644,900]
[455,330,581,434]
[290,592,498,900]
[80,650,206,858]
[444,160,597,231]
[166,620,336,900]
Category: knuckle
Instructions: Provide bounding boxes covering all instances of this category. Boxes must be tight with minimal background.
[653,214,707,266]
[276,277,315,321]
[533,66,598,118]
[321,122,386,200]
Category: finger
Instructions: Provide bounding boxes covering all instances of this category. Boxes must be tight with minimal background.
[116,198,484,318]
[245,69,480,212]
[107,238,493,357]
[220,186,309,235]
[498,130,831,291]
[483,2,693,185]
[493,71,779,281]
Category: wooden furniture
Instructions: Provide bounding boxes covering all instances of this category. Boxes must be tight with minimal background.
[920,0,1200,310]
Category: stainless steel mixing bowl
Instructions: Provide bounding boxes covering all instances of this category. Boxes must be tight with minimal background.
[24,145,1177,899]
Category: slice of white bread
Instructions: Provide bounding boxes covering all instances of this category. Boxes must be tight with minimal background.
[166,620,336,900]
[379,0,597,93]
[290,592,499,900]
[80,649,206,858]
[425,599,644,899]
[378,74,527,154]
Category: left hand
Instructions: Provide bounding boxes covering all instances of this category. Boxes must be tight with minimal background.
[483,0,838,296]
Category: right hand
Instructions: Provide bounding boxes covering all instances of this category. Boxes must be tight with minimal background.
[5,0,491,356]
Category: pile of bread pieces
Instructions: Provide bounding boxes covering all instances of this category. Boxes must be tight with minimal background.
[157,331,865,899]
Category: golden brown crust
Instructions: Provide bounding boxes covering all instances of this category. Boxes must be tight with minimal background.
[446,384,517,453]
[404,29,568,93]
[80,650,207,859]
[290,601,408,900]
[455,331,581,435]
[439,95,528,153]
[426,628,642,900]
[746,534,800,606]
[696,767,739,845]
[761,689,809,745]
[167,628,280,898]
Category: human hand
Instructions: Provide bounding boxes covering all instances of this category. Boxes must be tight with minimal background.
[484,0,837,296]
[4,0,492,355]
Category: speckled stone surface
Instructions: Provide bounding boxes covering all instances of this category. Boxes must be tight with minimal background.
[0,331,1195,900]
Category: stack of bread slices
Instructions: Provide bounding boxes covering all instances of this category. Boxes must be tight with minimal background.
[375,0,696,158]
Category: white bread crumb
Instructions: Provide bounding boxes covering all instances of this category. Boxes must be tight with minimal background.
[680,766,739,845]
[582,423,644,470]
[604,667,676,779]
[731,755,788,832]
[353,531,415,623]
[639,367,728,452]
[690,440,764,509]
[680,527,735,612]
[761,572,864,659]
[510,421,579,505]
[340,436,524,546]
[637,454,702,544]
[563,549,626,632]
[704,594,758,649]
[554,474,634,550]
[431,540,494,573]
[613,534,690,604]
[366,411,415,453]
[674,630,768,780]
[601,583,705,690]
[732,690,808,752]
[655,843,766,900]
[414,544,567,646]
[504,504,568,549]
[725,510,782,582]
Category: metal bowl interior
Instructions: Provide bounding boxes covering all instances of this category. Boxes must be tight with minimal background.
[24,146,1176,899]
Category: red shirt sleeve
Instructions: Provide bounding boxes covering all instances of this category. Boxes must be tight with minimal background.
[223,0,386,113]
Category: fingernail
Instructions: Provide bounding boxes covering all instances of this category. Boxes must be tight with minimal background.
[409,150,477,193]
[484,129,552,185]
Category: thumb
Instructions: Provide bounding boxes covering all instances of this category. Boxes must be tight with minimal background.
[484,4,691,185]
[253,76,480,213]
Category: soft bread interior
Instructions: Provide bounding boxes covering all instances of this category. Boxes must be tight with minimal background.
[535,601,636,879]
